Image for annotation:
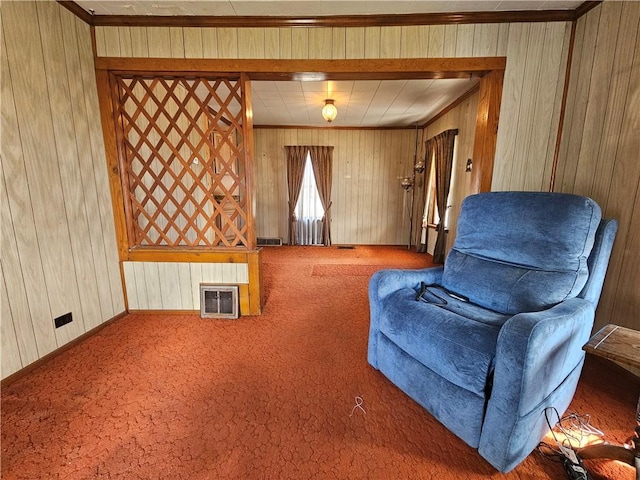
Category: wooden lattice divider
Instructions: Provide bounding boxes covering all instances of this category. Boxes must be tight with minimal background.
[113,74,249,248]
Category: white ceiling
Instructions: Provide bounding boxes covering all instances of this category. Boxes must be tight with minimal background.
[76,1,584,16]
[78,0,583,127]
[251,78,479,127]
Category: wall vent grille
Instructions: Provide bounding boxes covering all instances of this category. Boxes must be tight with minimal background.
[200,284,239,319]
[257,237,283,246]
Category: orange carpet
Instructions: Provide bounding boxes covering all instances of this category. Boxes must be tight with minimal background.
[1,246,638,480]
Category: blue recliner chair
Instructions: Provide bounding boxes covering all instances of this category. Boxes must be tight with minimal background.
[368,191,617,472]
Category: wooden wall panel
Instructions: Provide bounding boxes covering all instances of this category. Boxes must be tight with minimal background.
[1,1,125,379]
[123,261,249,311]
[253,128,415,245]
[556,1,640,333]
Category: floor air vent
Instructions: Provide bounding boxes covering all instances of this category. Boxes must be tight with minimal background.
[257,237,283,246]
[200,284,239,319]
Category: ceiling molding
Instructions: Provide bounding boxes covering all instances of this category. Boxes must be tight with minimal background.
[573,1,602,20]
[58,1,94,24]
[59,1,601,27]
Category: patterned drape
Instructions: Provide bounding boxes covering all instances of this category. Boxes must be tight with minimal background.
[308,146,334,246]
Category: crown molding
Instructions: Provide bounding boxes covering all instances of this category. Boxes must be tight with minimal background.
[58,1,602,28]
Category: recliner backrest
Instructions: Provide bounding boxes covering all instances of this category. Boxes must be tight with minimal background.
[441,192,601,315]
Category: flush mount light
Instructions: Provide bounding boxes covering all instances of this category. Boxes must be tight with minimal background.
[322,99,337,123]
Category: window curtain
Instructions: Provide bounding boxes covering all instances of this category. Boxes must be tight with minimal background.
[285,146,308,245]
[308,146,334,246]
[414,140,435,253]
[432,129,458,264]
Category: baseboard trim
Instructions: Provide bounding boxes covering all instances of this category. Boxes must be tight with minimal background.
[1,311,128,388]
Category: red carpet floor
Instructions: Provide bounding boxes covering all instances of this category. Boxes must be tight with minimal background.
[1,246,638,479]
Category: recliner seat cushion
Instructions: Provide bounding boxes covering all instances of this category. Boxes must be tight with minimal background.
[442,192,601,315]
[379,287,506,396]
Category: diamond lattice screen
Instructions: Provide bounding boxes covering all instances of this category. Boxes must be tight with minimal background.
[114,75,248,248]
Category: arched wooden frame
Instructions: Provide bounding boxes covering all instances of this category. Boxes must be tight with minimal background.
[95,57,504,258]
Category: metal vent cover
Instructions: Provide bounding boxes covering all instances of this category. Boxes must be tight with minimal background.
[199,284,239,319]
[257,237,283,246]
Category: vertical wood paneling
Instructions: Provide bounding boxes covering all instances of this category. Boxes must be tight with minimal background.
[253,128,414,245]
[379,26,401,59]
[456,24,476,56]
[4,1,84,347]
[238,28,265,58]
[264,28,280,59]
[202,28,218,57]
[147,27,172,57]
[38,1,95,335]
[291,28,309,58]
[133,262,149,309]
[308,27,332,59]
[443,25,457,57]
[118,27,133,56]
[129,26,149,56]
[556,6,602,192]
[1,1,126,379]
[556,1,640,333]
[427,25,445,57]
[1,267,22,378]
[572,2,623,196]
[1,34,52,362]
[103,26,121,56]
[76,18,125,314]
[590,2,640,204]
[184,28,203,58]
[123,261,249,311]
[169,27,185,57]
[345,27,365,59]
[364,27,381,59]
[492,23,530,190]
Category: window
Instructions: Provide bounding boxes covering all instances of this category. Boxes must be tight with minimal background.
[295,152,325,245]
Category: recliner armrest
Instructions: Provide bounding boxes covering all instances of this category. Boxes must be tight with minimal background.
[478,297,595,472]
[492,297,595,415]
[368,267,444,368]
[369,266,444,301]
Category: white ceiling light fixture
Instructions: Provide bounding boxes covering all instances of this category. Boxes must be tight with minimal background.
[322,99,337,123]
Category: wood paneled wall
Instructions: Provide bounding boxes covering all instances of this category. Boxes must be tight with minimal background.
[555,1,640,333]
[123,262,248,310]
[94,21,571,196]
[420,91,480,254]
[253,128,418,245]
[1,1,125,379]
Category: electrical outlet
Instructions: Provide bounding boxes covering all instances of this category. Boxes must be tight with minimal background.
[54,312,73,329]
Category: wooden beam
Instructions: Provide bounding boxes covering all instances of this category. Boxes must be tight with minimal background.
[247,249,263,316]
[241,73,257,250]
[89,10,577,28]
[126,248,255,264]
[95,69,130,260]
[471,69,504,193]
[95,57,506,80]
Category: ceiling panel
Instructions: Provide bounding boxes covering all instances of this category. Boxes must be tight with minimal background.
[250,78,479,127]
